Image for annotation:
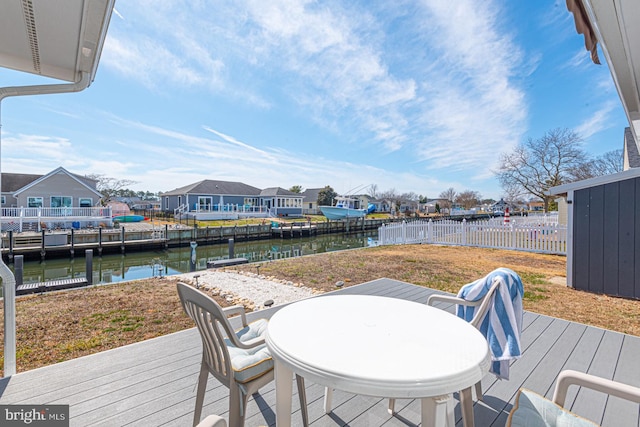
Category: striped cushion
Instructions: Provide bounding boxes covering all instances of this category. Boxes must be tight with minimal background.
[225,319,273,384]
[507,389,599,427]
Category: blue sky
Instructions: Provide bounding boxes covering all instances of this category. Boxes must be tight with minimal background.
[0,0,628,200]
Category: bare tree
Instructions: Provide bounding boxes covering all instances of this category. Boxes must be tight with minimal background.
[367,184,379,199]
[379,188,401,214]
[571,149,624,180]
[86,174,138,205]
[496,128,588,212]
[595,149,624,174]
[438,187,457,210]
[455,190,482,210]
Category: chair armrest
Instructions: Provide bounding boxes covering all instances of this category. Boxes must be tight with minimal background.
[553,370,640,407]
[427,294,482,307]
[195,414,227,427]
[222,305,248,327]
[241,336,266,348]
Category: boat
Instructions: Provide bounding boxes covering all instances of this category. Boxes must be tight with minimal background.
[319,196,369,220]
[112,215,147,223]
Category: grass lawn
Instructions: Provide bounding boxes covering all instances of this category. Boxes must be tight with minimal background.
[1,244,638,376]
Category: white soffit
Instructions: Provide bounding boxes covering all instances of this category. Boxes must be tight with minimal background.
[583,0,640,141]
[0,0,115,83]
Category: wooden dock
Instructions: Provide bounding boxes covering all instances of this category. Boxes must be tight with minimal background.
[0,278,638,426]
[15,277,88,296]
[270,222,318,238]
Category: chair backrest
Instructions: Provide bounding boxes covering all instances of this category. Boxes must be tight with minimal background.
[468,280,501,329]
[426,279,501,330]
[177,282,238,387]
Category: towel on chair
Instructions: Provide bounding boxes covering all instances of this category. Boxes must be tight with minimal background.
[456,267,524,380]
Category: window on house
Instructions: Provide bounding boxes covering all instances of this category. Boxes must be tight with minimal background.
[79,198,93,207]
[28,197,43,208]
[198,196,212,210]
[165,198,169,209]
[51,196,72,208]
[1,196,5,205]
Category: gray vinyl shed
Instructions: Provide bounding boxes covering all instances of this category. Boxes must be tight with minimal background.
[549,167,640,299]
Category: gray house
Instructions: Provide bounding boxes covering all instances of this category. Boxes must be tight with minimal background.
[162,180,261,216]
[161,180,303,220]
[260,187,303,218]
[2,167,101,209]
[1,167,110,231]
[301,188,322,215]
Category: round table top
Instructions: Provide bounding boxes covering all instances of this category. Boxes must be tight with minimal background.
[266,294,491,398]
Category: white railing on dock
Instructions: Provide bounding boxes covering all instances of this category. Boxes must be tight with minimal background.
[378,218,567,255]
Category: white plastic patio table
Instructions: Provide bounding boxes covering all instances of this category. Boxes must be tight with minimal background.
[266,294,491,427]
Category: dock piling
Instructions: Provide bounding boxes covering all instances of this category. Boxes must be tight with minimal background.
[70,229,75,258]
[86,250,93,286]
[14,255,23,288]
[228,238,235,259]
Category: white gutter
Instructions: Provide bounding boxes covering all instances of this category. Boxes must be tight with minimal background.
[0,71,91,377]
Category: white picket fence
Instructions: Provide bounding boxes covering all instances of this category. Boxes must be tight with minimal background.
[378,219,567,255]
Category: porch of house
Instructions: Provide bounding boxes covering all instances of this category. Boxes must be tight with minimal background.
[0,278,638,427]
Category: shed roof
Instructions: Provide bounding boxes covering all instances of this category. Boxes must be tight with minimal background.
[548,167,640,195]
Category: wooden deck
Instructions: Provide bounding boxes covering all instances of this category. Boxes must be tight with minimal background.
[0,278,638,426]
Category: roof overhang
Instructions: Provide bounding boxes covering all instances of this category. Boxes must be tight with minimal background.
[571,0,640,143]
[0,0,115,84]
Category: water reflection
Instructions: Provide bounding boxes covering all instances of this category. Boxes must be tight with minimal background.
[14,231,378,285]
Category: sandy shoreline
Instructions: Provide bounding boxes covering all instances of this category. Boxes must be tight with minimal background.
[167,269,318,310]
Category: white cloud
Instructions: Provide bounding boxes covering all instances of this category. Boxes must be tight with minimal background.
[574,101,617,140]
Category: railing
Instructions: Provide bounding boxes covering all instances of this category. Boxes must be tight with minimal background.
[192,204,267,213]
[2,207,111,217]
[378,218,567,255]
[174,204,188,217]
[1,207,113,232]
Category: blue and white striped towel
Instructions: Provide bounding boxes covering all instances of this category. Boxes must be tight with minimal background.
[456,267,524,380]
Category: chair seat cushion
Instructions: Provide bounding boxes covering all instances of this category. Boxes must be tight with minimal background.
[226,319,273,384]
[507,389,599,427]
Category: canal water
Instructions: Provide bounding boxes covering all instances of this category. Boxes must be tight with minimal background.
[13,231,378,285]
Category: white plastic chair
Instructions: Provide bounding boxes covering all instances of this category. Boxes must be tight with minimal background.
[177,282,307,427]
[507,370,640,426]
[387,280,501,421]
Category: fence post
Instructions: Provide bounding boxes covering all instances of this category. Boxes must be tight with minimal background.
[511,223,516,249]
[462,219,467,245]
[427,219,433,243]
[402,221,406,244]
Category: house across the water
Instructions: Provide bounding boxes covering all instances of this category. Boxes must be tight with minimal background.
[161,180,304,220]
[1,167,111,232]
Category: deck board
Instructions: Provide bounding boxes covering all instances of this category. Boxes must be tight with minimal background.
[1,277,638,427]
